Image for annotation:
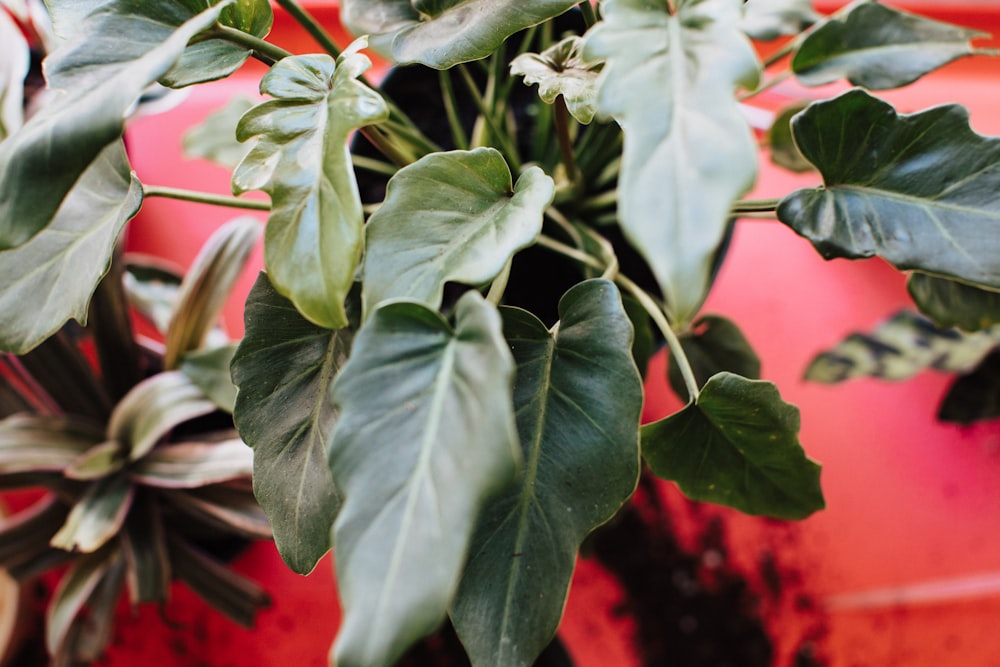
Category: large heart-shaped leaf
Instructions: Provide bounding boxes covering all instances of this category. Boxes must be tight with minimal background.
[451,279,642,667]
[363,148,554,316]
[510,36,603,125]
[583,0,760,324]
[231,273,350,574]
[0,143,142,354]
[778,90,1000,289]
[792,2,982,89]
[328,291,519,667]
[233,46,389,329]
[643,372,824,520]
[340,0,579,68]
[740,0,819,41]
[907,274,1000,333]
[0,7,28,141]
[805,310,1000,383]
[0,1,229,250]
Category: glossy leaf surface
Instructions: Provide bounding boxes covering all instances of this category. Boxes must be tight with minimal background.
[939,350,1000,425]
[231,273,348,574]
[233,47,389,329]
[583,0,759,323]
[778,90,1000,289]
[363,148,553,316]
[741,0,819,41]
[793,2,981,89]
[510,36,602,124]
[667,315,761,402]
[907,274,1000,333]
[329,292,519,667]
[452,280,642,667]
[643,373,824,520]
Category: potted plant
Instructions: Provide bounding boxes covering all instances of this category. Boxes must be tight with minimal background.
[2,0,1000,665]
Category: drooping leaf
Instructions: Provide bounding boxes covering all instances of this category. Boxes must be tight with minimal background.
[340,0,579,68]
[46,543,120,656]
[907,274,1000,333]
[583,0,760,323]
[805,310,1000,383]
[0,7,28,141]
[0,2,229,250]
[328,291,519,667]
[0,142,142,354]
[510,35,602,125]
[668,315,761,402]
[792,2,983,89]
[50,473,135,553]
[0,414,104,474]
[130,439,253,489]
[643,372,824,520]
[778,90,1000,289]
[363,148,554,316]
[182,96,257,168]
[233,45,389,329]
[939,349,1000,425]
[741,0,819,41]
[767,103,813,173]
[452,279,642,667]
[230,273,349,574]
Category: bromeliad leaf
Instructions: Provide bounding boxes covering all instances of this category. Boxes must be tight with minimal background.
[451,279,642,667]
[907,274,1000,332]
[0,414,104,474]
[583,0,760,324]
[233,45,389,330]
[0,1,230,250]
[328,291,519,667]
[340,0,579,69]
[130,439,254,489]
[46,544,120,656]
[510,36,602,124]
[792,2,983,89]
[180,345,239,413]
[778,90,1000,289]
[805,310,1000,383]
[363,148,554,316]
[741,0,820,41]
[50,474,135,553]
[0,143,142,354]
[643,372,824,520]
[231,273,350,574]
[667,315,761,402]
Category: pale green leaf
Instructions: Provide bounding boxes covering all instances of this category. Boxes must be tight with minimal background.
[64,441,126,481]
[130,439,253,489]
[0,414,104,474]
[510,36,602,124]
[908,273,1000,333]
[182,96,256,168]
[329,291,519,667]
[741,0,819,41]
[180,344,239,413]
[50,473,134,553]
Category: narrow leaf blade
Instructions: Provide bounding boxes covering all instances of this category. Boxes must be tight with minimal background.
[907,273,1000,332]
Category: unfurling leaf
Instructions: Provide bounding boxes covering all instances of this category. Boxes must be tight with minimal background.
[907,274,1000,333]
[643,373,824,520]
[805,311,1000,383]
[511,36,602,124]
[452,279,642,667]
[778,90,1000,290]
[233,44,389,329]
[741,0,820,41]
[667,315,761,402]
[793,2,983,89]
[328,291,519,667]
[363,148,554,316]
[231,273,350,574]
[583,0,760,323]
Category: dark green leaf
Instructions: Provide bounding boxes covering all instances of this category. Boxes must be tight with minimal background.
[121,495,169,604]
[231,273,348,574]
[510,36,602,124]
[741,0,820,41]
[233,46,389,329]
[19,331,113,421]
[180,344,239,413]
[124,256,184,335]
[0,143,142,354]
[340,0,579,68]
[767,103,813,173]
[46,543,120,656]
[163,484,272,539]
[182,96,256,168]
[908,273,1000,332]
[67,556,125,664]
[50,473,135,553]
[0,497,70,572]
[452,279,642,667]
[939,349,1000,425]
[792,2,982,89]
[328,291,519,667]
[0,415,104,475]
[806,310,1000,383]
[668,315,761,402]
[363,148,554,316]
[583,0,760,323]
[643,372,824,520]
[778,90,1000,289]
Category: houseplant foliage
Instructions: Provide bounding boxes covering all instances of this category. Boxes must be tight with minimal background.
[2,0,1000,664]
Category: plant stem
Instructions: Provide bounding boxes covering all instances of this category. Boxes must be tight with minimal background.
[273,0,341,58]
[352,154,399,177]
[486,258,513,306]
[730,198,780,214]
[580,189,618,212]
[738,70,793,101]
[579,1,598,27]
[359,125,414,167]
[439,70,470,150]
[143,185,272,211]
[211,24,292,65]
[457,64,523,171]
[553,95,582,192]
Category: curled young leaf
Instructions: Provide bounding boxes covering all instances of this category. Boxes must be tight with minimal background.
[510,35,602,124]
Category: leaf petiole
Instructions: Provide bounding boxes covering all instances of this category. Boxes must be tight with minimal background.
[209,24,292,66]
[142,185,271,211]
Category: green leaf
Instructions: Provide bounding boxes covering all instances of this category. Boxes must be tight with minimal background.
[643,372,824,520]
[510,36,602,125]
[363,148,554,316]
[107,371,218,462]
[0,497,71,573]
[182,96,256,168]
[792,2,982,89]
[46,543,120,656]
[451,279,642,667]
[0,415,104,474]
[130,439,253,489]
[231,273,348,574]
[50,473,135,553]
[0,8,28,141]
[233,45,389,329]
[939,349,1000,425]
[667,315,761,402]
[778,90,1000,290]
[121,496,169,604]
[69,556,125,663]
[124,257,184,335]
[741,0,819,41]
[767,103,814,173]
[583,0,760,323]
[328,291,519,667]
[180,344,239,413]
[0,1,229,250]
[0,142,142,354]
[65,441,126,481]
[805,310,1000,383]
[907,274,1000,333]
[165,484,271,539]
[340,0,579,68]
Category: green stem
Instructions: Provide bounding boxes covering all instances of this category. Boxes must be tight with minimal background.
[439,70,470,151]
[457,64,523,171]
[738,70,793,102]
[579,189,618,212]
[273,0,341,58]
[359,125,414,167]
[579,1,598,27]
[553,95,582,191]
[352,154,399,177]
[211,24,292,65]
[731,198,780,214]
[143,185,271,211]
[486,258,513,306]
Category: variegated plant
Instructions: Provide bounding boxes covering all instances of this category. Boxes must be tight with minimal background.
[1,1,1000,666]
